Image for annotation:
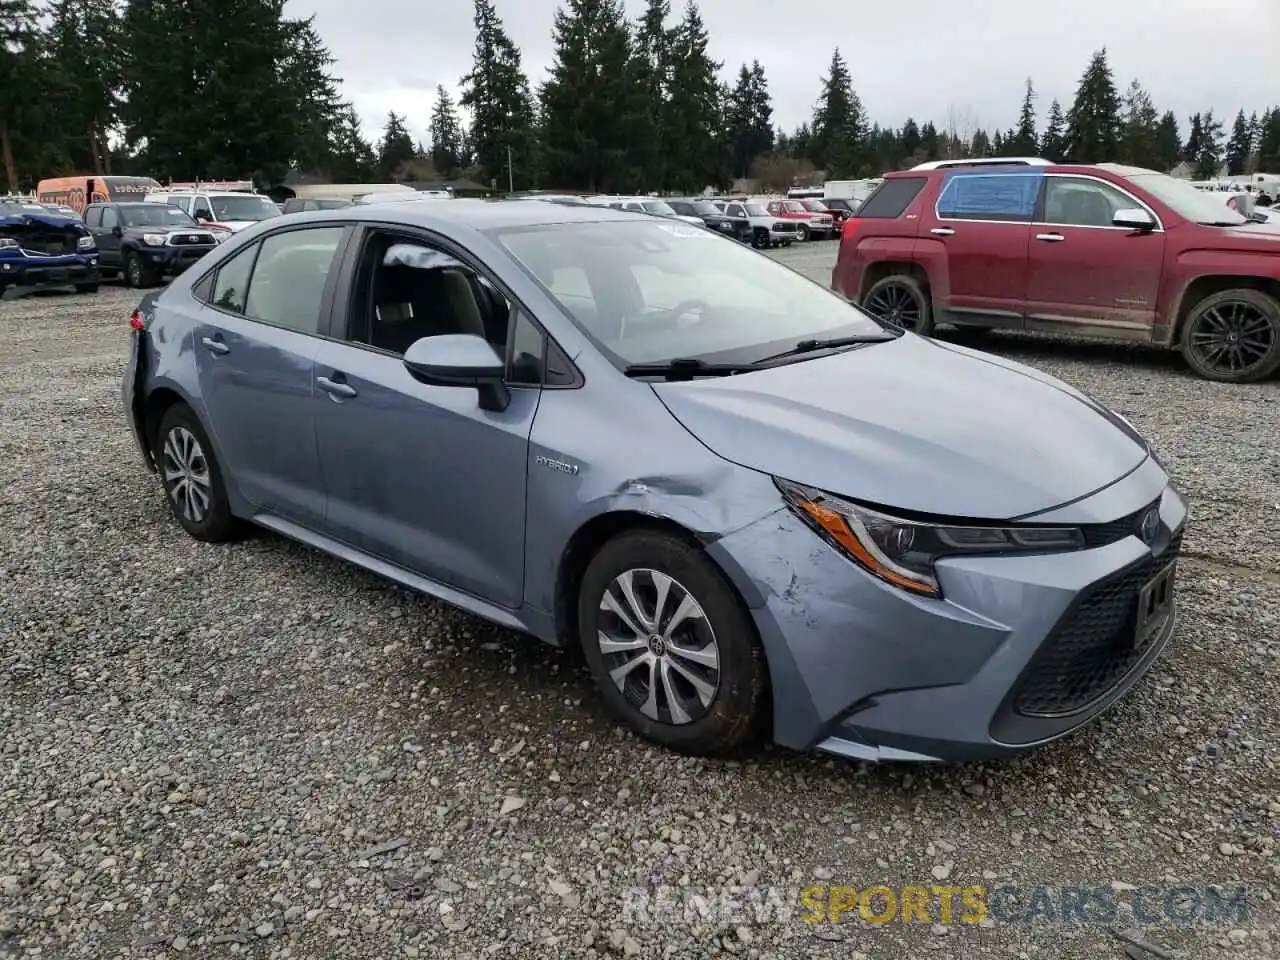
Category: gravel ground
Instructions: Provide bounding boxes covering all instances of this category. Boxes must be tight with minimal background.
[0,251,1277,960]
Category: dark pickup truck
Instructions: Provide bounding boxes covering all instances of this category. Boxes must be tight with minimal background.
[84,201,221,287]
[0,201,99,297]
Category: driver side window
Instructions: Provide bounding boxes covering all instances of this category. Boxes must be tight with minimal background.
[194,197,213,220]
[101,207,118,229]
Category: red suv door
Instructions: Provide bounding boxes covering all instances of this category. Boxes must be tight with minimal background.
[920,170,1039,322]
[1025,174,1165,334]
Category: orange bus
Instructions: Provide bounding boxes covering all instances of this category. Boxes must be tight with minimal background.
[35,175,161,215]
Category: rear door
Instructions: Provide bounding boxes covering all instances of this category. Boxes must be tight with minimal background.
[191,224,349,527]
[1025,174,1165,334]
[926,170,1038,323]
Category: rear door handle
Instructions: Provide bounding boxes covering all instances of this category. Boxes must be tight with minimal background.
[200,336,230,355]
[317,375,357,399]
[1036,233,1065,242]
[930,227,954,236]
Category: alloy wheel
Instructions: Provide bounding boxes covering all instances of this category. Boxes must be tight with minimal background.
[1187,300,1277,378]
[162,425,212,523]
[865,281,924,331]
[596,568,721,725]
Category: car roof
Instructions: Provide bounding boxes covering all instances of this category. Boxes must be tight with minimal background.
[282,198,646,231]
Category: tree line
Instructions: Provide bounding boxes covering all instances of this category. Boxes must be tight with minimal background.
[2,0,1277,194]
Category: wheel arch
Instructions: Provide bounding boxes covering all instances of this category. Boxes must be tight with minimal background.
[1170,273,1280,343]
[858,260,932,303]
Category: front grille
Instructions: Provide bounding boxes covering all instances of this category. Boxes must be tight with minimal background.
[168,233,215,247]
[1081,498,1159,548]
[1012,533,1181,718]
[20,236,77,256]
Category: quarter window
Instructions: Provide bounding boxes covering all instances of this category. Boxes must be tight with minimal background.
[210,243,258,314]
[1041,178,1140,228]
[507,311,545,385]
[243,227,344,334]
[936,173,1039,222]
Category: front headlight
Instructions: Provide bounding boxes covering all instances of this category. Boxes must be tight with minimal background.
[775,478,1084,598]
[77,235,96,251]
[141,233,167,246]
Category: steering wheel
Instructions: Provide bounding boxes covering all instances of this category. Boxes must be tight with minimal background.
[661,298,714,328]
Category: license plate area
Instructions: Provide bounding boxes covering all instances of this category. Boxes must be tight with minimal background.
[1133,560,1176,650]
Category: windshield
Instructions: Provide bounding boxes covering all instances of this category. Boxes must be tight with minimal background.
[689,201,720,216]
[1123,172,1247,225]
[210,195,280,221]
[783,201,806,213]
[800,199,829,212]
[744,203,768,216]
[641,200,676,216]
[120,205,196,227]
[494,220,885,367]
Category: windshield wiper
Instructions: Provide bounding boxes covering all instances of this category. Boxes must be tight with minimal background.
[754,333,896,364]
[623,358,753,381]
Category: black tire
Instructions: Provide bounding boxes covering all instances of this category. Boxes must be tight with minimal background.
[1179,288,1280,383]
[861,274,935,335]
[126,251,156,288]
[75,283,99,294]
[577,530,768,757]
[751,229,768,249]
[154,403,244,542]
[795,223,809,242]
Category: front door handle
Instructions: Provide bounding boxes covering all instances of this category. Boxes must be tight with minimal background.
[930,227,955,236]
[200,336,230,355]
[1036,233,1065,242]
[317,375,357,399]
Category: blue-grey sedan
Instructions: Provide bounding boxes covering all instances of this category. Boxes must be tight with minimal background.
[121,200,1188,762]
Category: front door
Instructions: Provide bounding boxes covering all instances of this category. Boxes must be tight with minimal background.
[312,229,539,608]
[192,224,347,526]
[1025,175,1165,333]
[92,206,124,269]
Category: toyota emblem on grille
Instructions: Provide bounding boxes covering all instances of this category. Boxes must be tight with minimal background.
[1139,508,1161,544]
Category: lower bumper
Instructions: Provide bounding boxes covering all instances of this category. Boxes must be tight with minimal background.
[1,262,99,288]
[707,470,1188,762]
[141,247,215,275]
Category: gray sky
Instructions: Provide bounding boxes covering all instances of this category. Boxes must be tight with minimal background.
[286,0,1278,147]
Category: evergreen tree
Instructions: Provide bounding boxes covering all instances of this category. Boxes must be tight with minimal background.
[1154,111,1181,171]
[43,0,120,175]
[1119,80,1159,169]
[919,121,939,160]
[1063,48,1122,162]
[1192,109,1224,180]
[429,86,464,177]
[900,117,921,160]
[459,0,538,191]
[1040,99,1066,161]
[378,112,416,179]
[725,61,774,179]
[1181,113,1203,164]
[1224,109,1252,176]
[328,106,377,182]
[663,2,725,191]
[0,0,43,189]
[278,16,346,175]
[1258,107,1280,173]
[1009,78,1038,155]
[540,0,637,192]
[625,0,672,189]
[811,48,865,177]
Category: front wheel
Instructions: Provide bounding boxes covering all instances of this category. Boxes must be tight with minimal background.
[126,252,156,288]
[862,274,935,335]
[578,530,768,757]
[795,223,809,242]
[751,229,768,249]
[1179,288,1280,383]
[154,403,244,542]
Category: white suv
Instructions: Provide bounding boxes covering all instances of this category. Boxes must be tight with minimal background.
[147,190,281,232]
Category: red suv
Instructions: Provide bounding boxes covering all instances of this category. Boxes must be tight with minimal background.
[764,198,834,242]
[832,158,1280,383]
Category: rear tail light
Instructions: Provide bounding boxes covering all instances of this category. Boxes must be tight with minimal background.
[840,218,860,240]
[129,310,145,331]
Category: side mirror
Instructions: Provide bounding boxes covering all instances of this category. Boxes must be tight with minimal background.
[402,334,510,412]
[111,226,122,238]
[1112,208,1156,231]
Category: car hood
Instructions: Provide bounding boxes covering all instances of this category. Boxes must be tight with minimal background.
[651,334,1149,520]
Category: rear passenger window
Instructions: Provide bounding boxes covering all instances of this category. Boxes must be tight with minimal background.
[243,227,344,334]
[857,177,926,218]
[211,243,259,314]
[936,173,1039,222]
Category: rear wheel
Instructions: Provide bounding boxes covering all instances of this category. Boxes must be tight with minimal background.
[154,403,244,542]
[577,530,768,756]
[1179,288,1280,383]
[862,274,935,335]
